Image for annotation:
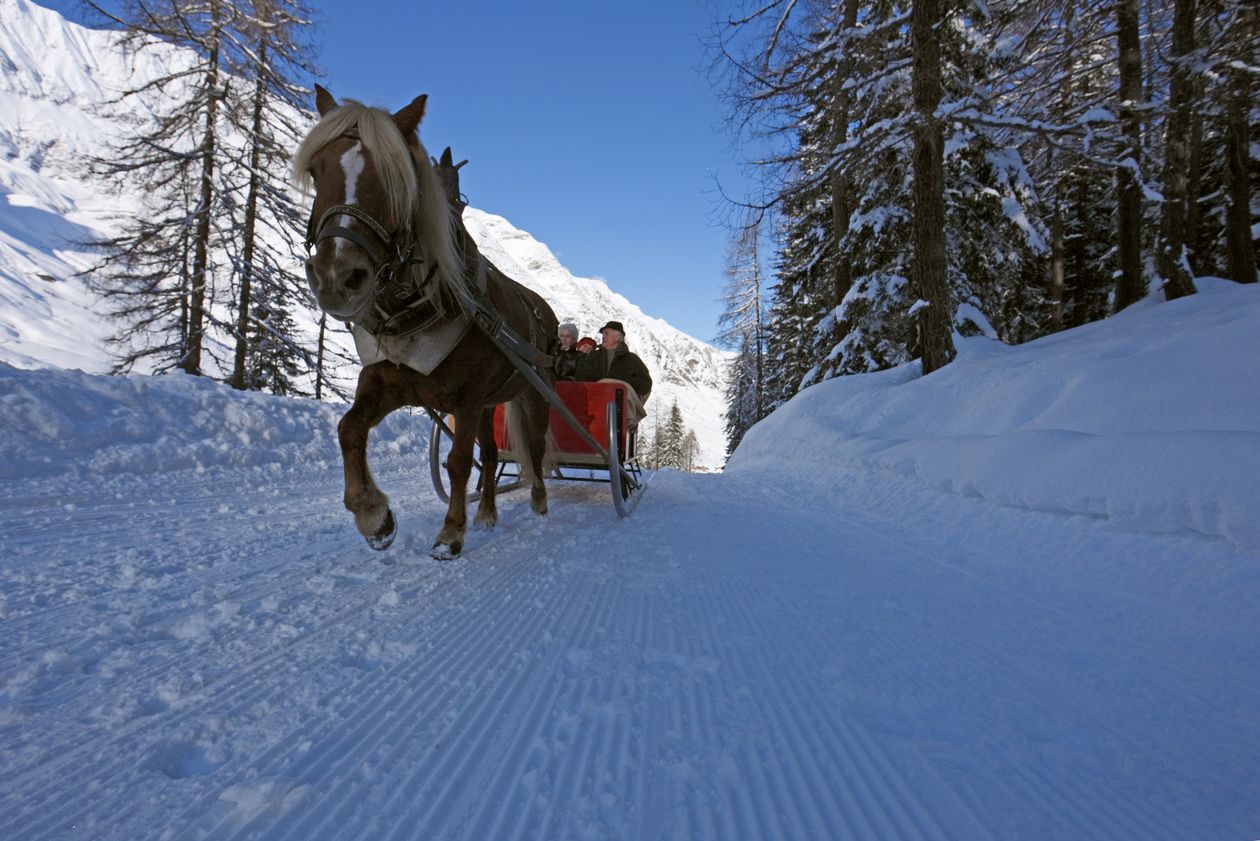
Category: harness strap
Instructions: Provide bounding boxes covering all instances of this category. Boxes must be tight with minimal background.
[314,225,385,266]
[309,203,396,253]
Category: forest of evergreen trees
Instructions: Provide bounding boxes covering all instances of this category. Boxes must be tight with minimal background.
[712,0,1259,457]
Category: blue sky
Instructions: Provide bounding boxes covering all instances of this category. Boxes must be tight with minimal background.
[48,0,750,343]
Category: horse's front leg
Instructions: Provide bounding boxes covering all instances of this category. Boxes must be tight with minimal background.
[339,365,407,550]
[472,407,499,531]
[433,406,479,559]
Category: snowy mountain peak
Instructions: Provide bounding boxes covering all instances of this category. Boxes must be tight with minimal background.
[463,208,731,393]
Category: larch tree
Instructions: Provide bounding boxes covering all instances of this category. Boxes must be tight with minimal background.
[224,0,320,394]
[85,0,236,376]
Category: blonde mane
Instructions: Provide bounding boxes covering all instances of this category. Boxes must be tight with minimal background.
[293,100,463,295]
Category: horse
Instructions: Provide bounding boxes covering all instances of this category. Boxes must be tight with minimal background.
[293,86,558,559]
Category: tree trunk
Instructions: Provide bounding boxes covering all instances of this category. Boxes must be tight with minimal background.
[752,237,765,421]
[1113,0,1146,312]
[179,0,222,375]
[232,39,269,389]
[1049,0,1074,333]
[1185,81,1205,274]
[315,313,327,401]
[1224,3,1257,284]
[1050,166,1066,332]
[911,0,955,374]
[828,0,860,310]
[1158,0,1198,299]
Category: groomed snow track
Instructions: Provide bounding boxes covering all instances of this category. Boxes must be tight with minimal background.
[2,442,1258,840]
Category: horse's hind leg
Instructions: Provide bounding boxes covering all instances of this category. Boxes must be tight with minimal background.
[472,407,498,530]
[433,405,479,558]
[524,394,551,515]
[339,364,408,549]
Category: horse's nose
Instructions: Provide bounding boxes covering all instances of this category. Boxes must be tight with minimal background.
[342,266,370,293]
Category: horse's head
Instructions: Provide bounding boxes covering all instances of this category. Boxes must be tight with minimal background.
[294,85,459,321]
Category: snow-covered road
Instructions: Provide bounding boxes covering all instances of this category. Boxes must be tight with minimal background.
[3,432,1256,840]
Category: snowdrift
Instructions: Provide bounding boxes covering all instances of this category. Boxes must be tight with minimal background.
[0,363,426,480]
[729,279,1260,555]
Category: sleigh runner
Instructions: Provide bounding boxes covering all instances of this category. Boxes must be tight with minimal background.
[428,379,649,518]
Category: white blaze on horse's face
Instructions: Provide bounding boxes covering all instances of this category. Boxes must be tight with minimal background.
[336,143,365,257]
[305,140,379,320]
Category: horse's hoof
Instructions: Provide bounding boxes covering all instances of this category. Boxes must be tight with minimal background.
[430,540,461,561]
[365,509,397,551]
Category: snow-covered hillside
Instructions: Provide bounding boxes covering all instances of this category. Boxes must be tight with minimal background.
[0,0,731,467]
[732,277,1260,556]
[1,267,1258,840]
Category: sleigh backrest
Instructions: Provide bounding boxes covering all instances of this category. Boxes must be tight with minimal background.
[494,381,629,466]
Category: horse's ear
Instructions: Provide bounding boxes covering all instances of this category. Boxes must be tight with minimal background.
[455,158,469,171]
[392,94,428,136]
[314,83,337,116]
[440,147,453,166]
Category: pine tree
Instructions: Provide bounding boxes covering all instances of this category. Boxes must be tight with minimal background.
[659,400,688,470]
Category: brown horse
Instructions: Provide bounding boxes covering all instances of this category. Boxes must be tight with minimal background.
[294,86,558,559]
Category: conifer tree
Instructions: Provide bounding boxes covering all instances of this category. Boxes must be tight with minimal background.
[717,220,769,455]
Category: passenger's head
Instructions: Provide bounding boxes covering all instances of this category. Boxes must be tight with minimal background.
[558,322,578,350]
[599,320,625,350]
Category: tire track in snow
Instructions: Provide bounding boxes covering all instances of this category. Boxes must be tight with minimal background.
[619,474,989,841]
[166,500,603,840]
[1,489,492,841]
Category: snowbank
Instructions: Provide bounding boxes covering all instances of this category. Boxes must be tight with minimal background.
[0,362,425,479]
[729,279,1260,555]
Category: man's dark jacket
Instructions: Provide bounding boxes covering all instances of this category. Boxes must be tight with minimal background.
[576,341,652,402]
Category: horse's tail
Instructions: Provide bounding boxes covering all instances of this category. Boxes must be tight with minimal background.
[504,398,556,487]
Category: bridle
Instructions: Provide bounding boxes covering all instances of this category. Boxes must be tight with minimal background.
[307,201,404,275]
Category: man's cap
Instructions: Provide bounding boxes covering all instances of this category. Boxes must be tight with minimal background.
[599,321,625,335]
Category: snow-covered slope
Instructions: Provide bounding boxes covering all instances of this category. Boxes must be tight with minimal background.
[0,0,731,467]
[1,269,1258,840]
[732,277,1260,555]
